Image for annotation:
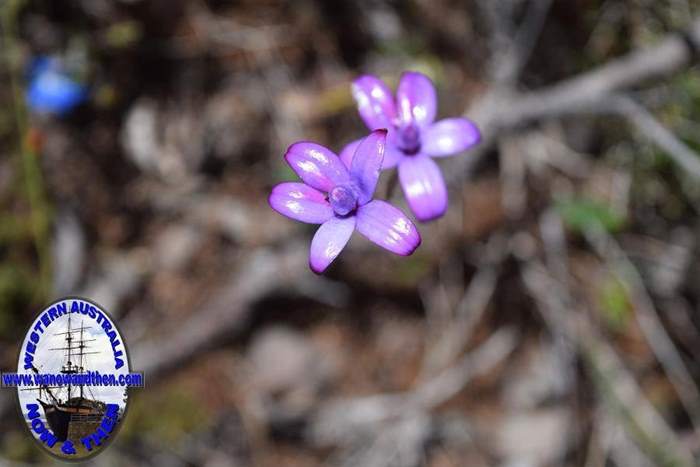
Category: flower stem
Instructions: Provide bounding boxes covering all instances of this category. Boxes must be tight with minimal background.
[1,0,52,302]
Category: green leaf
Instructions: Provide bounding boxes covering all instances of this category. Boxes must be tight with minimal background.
[555,198,625,234]
[598,275,631,331]
[104,21,142,49]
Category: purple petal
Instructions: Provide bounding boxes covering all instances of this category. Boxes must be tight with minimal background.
[422,118,481,157]
[339,139,362,169]
[350,129,387,205]
[396,71,437,128]
[383,144,403,169]
[342,135,402,170]
[269,182,333,224]
[398,154,448,222]
[356,200,421,256]
[351,75,397,130]
[285,142,350,193]
[309,216,356,273]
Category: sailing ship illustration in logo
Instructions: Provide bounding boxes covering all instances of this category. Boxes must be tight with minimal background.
[24,313,110,442]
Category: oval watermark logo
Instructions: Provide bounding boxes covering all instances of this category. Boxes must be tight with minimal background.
[2,297,143,461]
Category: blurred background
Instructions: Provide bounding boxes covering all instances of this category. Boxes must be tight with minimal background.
[2,0,700,466]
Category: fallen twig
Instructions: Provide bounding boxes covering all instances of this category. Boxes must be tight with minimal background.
[131,241,308,380]
[521,256,694,466]
[307,327,518,446]
[447,16,700,184]
[584,227,700,438]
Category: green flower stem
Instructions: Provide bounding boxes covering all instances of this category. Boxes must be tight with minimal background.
[1,0,52,302]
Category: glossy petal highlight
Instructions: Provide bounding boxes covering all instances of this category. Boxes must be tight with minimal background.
[422,118,481,157]
[351,75,397,130]
[309,216,356,273]
[398,154,448,222]
[350,129,387,205]
[285,142,350,193]
[268,182,333,224]
[356,200,421,256]
[396,71,437,128]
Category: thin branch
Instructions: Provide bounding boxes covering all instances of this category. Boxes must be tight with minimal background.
[499,19,700,128]
[584,227,700,438]
[491,0,555,84]
[307,327,518,446]
[525,211,695,465]
[521,260,694,466]
[131,240,308,380]
[411,327,517,409]
[449,15,700,183]
[420,263,499,376]
[604,95,700,179]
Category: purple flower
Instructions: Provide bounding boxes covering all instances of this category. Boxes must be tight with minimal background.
[343,71,481,222]
[269,130,421,273]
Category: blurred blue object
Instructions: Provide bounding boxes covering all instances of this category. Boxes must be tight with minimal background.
[26,56,88,115]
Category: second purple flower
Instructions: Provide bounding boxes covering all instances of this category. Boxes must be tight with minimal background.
[342,71,481,222]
